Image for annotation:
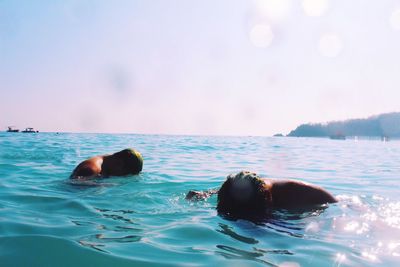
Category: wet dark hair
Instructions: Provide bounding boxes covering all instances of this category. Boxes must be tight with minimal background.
[112,148,143,174]
[217,171,272,218]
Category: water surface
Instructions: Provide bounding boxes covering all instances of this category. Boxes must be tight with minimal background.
[1,133,400,266]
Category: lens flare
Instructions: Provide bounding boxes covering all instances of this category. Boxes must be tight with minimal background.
[254,0,292,22]
[249,24,274,48]
[302,0,329,17]
[318,33,343,58]
[390,8,400,30]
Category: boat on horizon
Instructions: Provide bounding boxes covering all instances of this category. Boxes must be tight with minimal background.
[6,126,19,132]
[21,127,39,133]
[381,135,390,142]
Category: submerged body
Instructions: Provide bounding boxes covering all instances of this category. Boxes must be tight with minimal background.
[70,148,143,179]
[187,171,337,218]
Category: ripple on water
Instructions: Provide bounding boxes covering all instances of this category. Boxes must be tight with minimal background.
[0,235,168,267]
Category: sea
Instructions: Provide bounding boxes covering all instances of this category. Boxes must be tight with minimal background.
[0,132,399,266]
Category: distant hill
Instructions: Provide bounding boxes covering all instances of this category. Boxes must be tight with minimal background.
[288,112,400,137]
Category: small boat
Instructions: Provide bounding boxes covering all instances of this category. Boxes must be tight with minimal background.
[6,126,19,132]
[381,136,390,142]
[22,127,39,133]
[330,134,346,140]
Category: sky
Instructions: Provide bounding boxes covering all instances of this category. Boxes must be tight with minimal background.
[1,0,400,136]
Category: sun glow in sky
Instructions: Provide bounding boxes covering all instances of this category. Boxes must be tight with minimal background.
[1,0,400,135]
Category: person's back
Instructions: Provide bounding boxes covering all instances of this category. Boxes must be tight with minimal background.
[268,179,337,208]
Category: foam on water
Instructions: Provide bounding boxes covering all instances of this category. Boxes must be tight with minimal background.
[1,133,400,266]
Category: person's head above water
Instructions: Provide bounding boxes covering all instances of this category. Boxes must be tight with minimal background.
[70,148,143,179]
[217,171,272,217]
[102,148,143,176]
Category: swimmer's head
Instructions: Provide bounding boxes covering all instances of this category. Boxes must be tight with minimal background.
[217,171,272,218]
[108,148,143,175]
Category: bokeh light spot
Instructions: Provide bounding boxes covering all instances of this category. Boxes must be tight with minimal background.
[254,0,292,22]
[249,24,274,48]
[302,0,329,17]
[318,33,343,57]
[390,9,400,30]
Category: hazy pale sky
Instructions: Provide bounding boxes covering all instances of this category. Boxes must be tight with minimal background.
[1,0,400,135]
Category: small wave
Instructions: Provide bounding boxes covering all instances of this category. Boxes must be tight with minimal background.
[215,244,279,266]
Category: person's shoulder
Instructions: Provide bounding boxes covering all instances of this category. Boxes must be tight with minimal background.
[71,156,104,178]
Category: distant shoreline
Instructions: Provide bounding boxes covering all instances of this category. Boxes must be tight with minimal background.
[287,112,400,138]
[2,131,400,141]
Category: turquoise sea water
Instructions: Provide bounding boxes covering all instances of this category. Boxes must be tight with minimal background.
[1,133,400,266]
